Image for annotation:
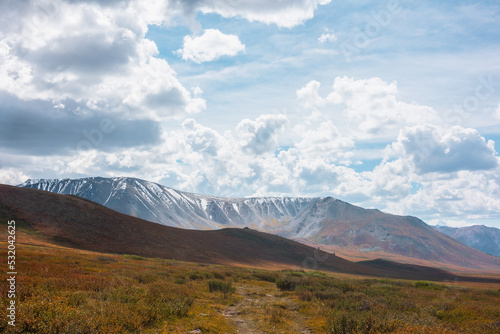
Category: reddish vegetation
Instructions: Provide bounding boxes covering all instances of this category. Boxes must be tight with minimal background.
[1,184,498,283]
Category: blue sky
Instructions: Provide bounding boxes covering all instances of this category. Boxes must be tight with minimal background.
[1,0,500,228]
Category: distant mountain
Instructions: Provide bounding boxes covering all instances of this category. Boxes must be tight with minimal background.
[20,177,316,230]
[433,225,500,257]
[1,183,470,281]
[20,177,500,270]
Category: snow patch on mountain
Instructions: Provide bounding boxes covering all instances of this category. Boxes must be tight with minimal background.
[20,177,321,230]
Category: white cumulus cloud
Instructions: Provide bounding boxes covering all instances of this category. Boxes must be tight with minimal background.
[295,120,354,162]
[390,124,498,174]
[176,29,245,63]
[0,0,206,156]
[296,80,326,109]
[0,0,205,120]
[326,76,441,139]
[236,114,288,155]
[193,0,332,28]
[387,168,500,223]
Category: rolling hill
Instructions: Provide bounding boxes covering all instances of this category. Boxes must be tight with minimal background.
[20,177,500,271]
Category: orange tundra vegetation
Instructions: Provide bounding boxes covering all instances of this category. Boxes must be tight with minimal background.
[0,230,499,334]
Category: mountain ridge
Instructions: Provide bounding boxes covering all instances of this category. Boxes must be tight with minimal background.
[20,176,322,231]
[433,225,500,257]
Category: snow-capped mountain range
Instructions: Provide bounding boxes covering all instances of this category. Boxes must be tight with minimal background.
[20,177,500,269]
[21,177,323,235]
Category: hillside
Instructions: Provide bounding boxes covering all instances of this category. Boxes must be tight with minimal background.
[20,177,500,271]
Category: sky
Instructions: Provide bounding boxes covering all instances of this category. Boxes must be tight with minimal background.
[0,0,500,228]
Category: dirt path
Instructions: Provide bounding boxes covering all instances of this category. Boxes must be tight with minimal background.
[222,283,315,333]
[223,291,260,333]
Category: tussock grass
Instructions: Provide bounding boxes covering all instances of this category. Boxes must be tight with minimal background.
[208,280,236,298]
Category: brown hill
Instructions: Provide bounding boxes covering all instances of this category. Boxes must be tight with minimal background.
[1,184,497,282]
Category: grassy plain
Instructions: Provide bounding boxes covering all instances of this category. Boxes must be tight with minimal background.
[1,231,500,334]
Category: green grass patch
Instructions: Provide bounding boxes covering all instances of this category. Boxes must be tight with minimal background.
[414,280,446,290]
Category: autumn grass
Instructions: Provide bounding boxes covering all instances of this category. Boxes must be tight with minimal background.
[285,274,500,333]
[1,232,499,333]
[208,280,236,298]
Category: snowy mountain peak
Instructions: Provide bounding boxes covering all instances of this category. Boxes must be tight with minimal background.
[20,177,323,230]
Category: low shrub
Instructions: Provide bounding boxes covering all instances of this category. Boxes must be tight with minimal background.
[414,281,445,290]
[325,313,398,334]
[307,271,329,278]
[281,269,306,277]
[208,280,235,298]
[275,276,301,291]
[325,314,357,334]
[97,255,117,262]
[123,254,145,261]
[174,277,186,284]
[252,271,278,283]
[189,271,213,280]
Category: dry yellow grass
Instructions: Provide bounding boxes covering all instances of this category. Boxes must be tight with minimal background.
[1,230,500,333]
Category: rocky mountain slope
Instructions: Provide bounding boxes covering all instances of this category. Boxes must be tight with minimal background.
[433,225,500,257]
[20,177,500,270]
[20,177,316,231]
